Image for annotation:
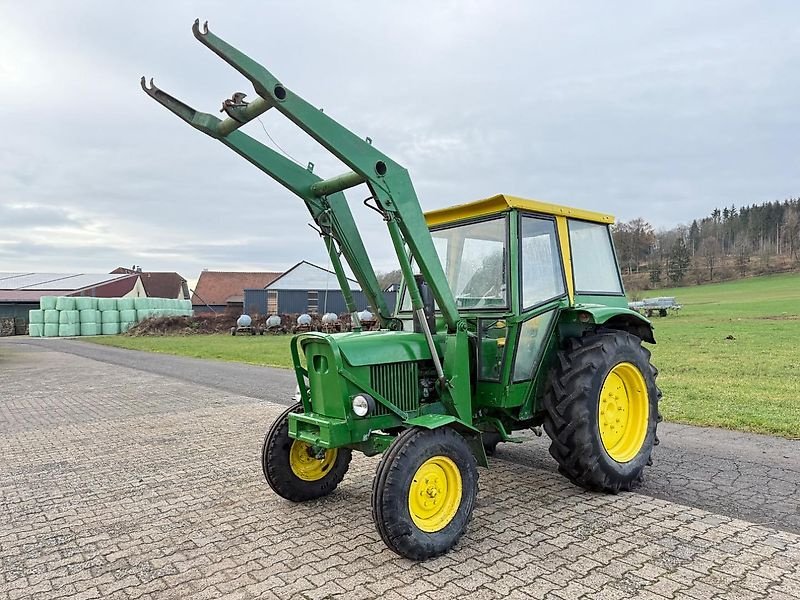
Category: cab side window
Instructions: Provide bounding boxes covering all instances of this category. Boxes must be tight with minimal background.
[520,216,565,309]
[568,220,623,294]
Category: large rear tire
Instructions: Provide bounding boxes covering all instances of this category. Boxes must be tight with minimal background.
[262,403,351,501]
[371,427,478,560]
[543,330,661,493]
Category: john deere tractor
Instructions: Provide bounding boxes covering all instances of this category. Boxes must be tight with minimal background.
[143,21,661,560]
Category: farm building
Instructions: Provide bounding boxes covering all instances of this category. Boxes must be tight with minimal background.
[0,272,145,335]
[111,267,190,300]
[191,270,282,314]
[243,261,398,316]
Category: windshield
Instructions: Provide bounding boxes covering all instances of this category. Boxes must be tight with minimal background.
[401,216,508,311]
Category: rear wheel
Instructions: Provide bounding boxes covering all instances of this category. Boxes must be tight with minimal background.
[543,330,661,493]
[371,427,478,560]
[262,403,351,501]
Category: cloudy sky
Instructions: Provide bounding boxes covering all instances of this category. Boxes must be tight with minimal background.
[1,1,798,286]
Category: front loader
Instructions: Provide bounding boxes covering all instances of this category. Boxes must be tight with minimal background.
[143,21,662,560]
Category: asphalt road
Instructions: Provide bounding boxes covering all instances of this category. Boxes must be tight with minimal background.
[6,336,800,534]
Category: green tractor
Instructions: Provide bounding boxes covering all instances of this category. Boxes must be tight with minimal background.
[143,21,661,560]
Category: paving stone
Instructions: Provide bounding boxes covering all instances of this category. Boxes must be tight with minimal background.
[1,345,798,600]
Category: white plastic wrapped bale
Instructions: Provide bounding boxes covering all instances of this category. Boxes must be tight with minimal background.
[40,296,57,310]
[55,296,76,311]
[79,309,100,324]
[58,323,79,337]
[59,310,80,325]
[80,323,100,336]
[117,297,135,311]
[97,298,118,311]
[101,310,120,324]
[119,309,137,323]
[74,297,98,311]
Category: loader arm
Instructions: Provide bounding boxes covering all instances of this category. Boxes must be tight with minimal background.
[186,19,460,332]
[140,78,392,327]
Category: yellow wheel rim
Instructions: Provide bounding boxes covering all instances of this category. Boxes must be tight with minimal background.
[289,440,338,481]
[408,456,462,533]
[598,362,649,463]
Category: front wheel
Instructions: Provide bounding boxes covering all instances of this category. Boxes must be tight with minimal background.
[543,330,661,493]
[262,403,352,501]
[371,427,478,560]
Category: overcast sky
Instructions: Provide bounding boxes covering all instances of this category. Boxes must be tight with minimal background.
[1,1,798,286]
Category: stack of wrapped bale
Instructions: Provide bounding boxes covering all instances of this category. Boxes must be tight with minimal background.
[76,297,100,336]
[41,296,60,337]
[118,297,137,333]
[98,298,120,335]
[29,296,194,337]
[28,308,45,337]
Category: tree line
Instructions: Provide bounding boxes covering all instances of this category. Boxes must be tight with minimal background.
[612,198,800,289]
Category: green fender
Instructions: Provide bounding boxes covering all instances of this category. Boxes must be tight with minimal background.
[572,305,656,343]
[404,414,488,468]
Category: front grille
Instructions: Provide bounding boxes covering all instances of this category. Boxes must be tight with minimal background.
[370,362,419,415]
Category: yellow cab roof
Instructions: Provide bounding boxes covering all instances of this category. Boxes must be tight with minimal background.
[424,194,615,227]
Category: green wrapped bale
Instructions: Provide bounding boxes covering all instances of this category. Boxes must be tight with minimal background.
[40,296,58,310]
[55,296,76,311]
[120,321,134,333]
[134,297,148,310]
[74,297,98,310]
[58,323,79,337]
[28,323,44,337]
[102,322,121,335]
[137,309,151,321]
[29,309,44,324]
[117,297,136,311]
[44,310,59,324]
[119,309,137,322]
[79,309,99,323]
[43,323,59,337]
[101,310,120,324]
[97,298,118,311]
[80,323,100,336]
[59,310,80,325]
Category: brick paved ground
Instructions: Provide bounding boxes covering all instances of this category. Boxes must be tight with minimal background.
[1,344,799,599]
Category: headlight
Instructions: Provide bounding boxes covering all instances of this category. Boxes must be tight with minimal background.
[292,385,301,401]
[352,394,373,417]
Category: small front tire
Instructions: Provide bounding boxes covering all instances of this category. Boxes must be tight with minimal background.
[262,403,351,502]
[371,427,478,560]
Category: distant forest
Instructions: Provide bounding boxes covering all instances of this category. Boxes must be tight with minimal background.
[613,198,800,290]
[375,198,800,292]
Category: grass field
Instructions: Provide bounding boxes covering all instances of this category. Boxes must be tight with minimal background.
[646,273,800,437]
[85,272,800,437]
[86,334,295,369]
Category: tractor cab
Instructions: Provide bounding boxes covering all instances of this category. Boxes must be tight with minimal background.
[397,194,628,411]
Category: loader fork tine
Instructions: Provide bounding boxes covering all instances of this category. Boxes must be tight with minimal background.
[140,77,202,128]
[192,19,279,101]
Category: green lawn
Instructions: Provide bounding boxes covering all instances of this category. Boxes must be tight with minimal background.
[84,272,800,437]
[645,273,800,437]
[86,334,295,369]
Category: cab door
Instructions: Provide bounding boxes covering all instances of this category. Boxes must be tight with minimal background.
[510,214,567,382]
